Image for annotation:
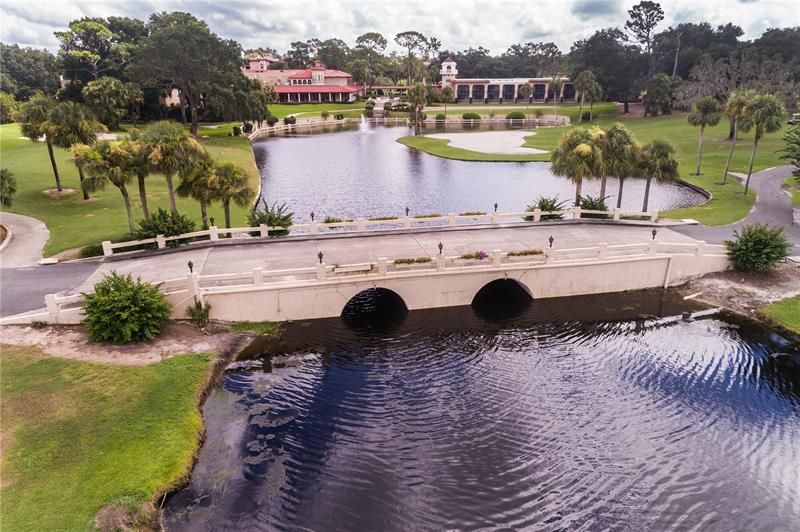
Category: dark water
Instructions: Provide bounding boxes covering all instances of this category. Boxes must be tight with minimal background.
[252,124,706,222]
[165,291,800,531]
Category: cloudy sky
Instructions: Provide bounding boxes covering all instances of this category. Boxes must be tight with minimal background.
[1,0,797,54]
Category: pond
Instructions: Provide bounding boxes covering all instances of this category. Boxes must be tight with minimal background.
[251,123,706,222]
[164,291,800,530]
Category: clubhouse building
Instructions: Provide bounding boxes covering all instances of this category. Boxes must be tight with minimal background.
[243,52,361,103]
[440,58,576,103]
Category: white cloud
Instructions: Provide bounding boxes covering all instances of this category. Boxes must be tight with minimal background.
[0,0,797,54]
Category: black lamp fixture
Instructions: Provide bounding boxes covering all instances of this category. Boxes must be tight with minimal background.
[548,235,554,248]
[652,228,658,240]
[209,216,215,227]
[318,251,324,264]
[494,202,498,212]
[438,242,443,255]
[405,206,410,217]
[310,211,315,222]
[187,260,194,273]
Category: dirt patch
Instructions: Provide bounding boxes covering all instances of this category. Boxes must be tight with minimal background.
[95,501,158,531]
[0,321,253,366]
[0,225,6,244]
[674,261,800,317]
[43,188,76,197]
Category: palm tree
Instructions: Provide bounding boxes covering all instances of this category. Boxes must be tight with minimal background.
[602,123,639,208]
[549,76,563,123]
[125,129,152,219]
[72,140,144,233]
[441,86,454,117]
[551,127,604,206]
[517,83,533,119]
[142,121,207,215]
[208,162,256,228]
[587,80,603,122]
[636,139,680,212]
[687,96,722,176]
[407,82,428,136]
[574,71,595,124]
[46,101,106,200]
[738,94,786,195]
[177,160,216,229]
[1,168,17,207]
[721,89,755,185]
[18,94,61,191]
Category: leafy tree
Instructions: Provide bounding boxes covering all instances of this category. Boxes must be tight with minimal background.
[285,39,319,68]
[72,139,145,232]
[208,162,255,228]
[636,138,679,212]
[356,32,388,87]
[129,12,244,136]
[394,31,426,83]
[643,73,679,116]
[142,120,208,214]
[549,76,563,120]
[407,82,428,135]
[780,127,800,178]
[517,83,532,115]
[687,96,722,175]
[602,123,639,208]
[721,89,755,184]
[574,70,595,124]
[0,168,17,207]
[0,43,61,99]
[625,1,665,76]
[176,160,216,228]
[46,101,106,200]
[55,18,117,83]
[0,92,19,123]
[125,82,144,127]
[441,86,454,115]
[81,76,130,130]
[82,272,172,344]
[551,127,604,206]
[725,223,791,272]
[18,94,62,191]
[316,38,350,69]
[586,79,604,121]
[738,94,786,194]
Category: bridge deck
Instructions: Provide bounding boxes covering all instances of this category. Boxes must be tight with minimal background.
[78,224,701,293]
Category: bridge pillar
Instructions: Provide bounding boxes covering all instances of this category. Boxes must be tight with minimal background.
[533,208,542,222]
[102,241,113,257]
[403,216,412,229]
[492,249,503,266]
[695,241,706,257]
[156,234,166,249]
[377,258,388,275]
[253,267,264,285]
[598,243,608,260]
[648,242,657,255]
[309,222,319,235]
[613,208,621,221]
[545,249,554,264]
[209,226,219,241]
[356,218,366,232]
[436,254,446,271]
[316,263,327,280]
[259,224,268,237]
[448,213,456,226]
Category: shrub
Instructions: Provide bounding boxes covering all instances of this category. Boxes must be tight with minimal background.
[248,202,294,236]
[242,122,254,134]
[508,249,544,257]
[460,250,488,260]
[79,242,105,258]
[462,112,481,120]
[506,111,525,120]
[136,208,196,247]
[334,113,345,120]
[581,111,591,122]
[488,110,497,118]
[232,125,242,136]
[725,223,791,272]
[185,299,211,327]
[578,195,610,218]
[435,113,446,122]
[321,110,330,120]
[364,102,375,111]
[460,211,487,216]
[413,213,442,218]
[383,102,393,112]
[524,196,566,221]
[368,215,399,221]
[82,272,172,344]
[393,257,432,264]
[266,115,279,126]
[283,115,296,125]
[534,109,544,118]
[364,109,374,118]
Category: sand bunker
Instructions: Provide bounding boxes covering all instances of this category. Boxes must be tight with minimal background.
[426,130,548,155]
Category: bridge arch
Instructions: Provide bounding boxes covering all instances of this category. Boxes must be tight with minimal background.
[341,287,408,327]
[471,278,534,319]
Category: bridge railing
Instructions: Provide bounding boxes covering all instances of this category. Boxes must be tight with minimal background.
[10,240,727,325]
[100,208,660,257]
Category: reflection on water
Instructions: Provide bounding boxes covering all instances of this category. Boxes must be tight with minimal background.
[252,124,707,222]
[165,291,800,531]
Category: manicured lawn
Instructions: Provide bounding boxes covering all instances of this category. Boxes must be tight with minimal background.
[761,295,800,334]
[399,112,787,225]
[0,345,213,531]
[0,122,260,256]
[267,103,364,119]
[786,176,800,206]
[430,102,618,123]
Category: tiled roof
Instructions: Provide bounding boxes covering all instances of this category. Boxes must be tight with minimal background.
[276,85,361,94]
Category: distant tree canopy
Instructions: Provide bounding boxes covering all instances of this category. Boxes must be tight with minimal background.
[0,43,61,99]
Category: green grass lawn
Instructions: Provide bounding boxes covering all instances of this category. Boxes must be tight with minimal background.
[399,111,788,225]
[0,345,213,531]
[786,175,800,206]
[430,102,618,123]
[0,122,260,256]
[267,103,364,119]
[761,295,800,334]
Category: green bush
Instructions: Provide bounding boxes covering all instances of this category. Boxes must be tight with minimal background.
[462,112,481,120]
[321,110,331,120]
[364,109,374,118]
[242,122,254,134]
[283,115,296,125]
[435,113,446,121]
[82,272,172,344]
[524,196,567,220]
[394,257,432,264]
[581,111,591,121]
[266,115,279,126]
[508,249,544,257]
[334,113,345,120]
[383,102,393,112]
[248,202,294,236]
[136,208,196,247]
[506,111,526,119]
[578,195,610,218]
[232,125,242,136]
[79,242,105,258]
[725,223,791,272]
[534,109,544,118]
[185,299,211,327]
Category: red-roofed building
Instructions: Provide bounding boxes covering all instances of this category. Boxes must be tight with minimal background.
[243,57,361,103]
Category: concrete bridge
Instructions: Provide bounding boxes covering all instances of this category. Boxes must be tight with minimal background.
[3,232,728,325]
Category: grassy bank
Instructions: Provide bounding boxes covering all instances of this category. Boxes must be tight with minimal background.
[268,103,364,119]
[398,111,787,225]
[0,345,213,530]
[0,122,260,256]
[786,176,800,206]
[761,295,800,334]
